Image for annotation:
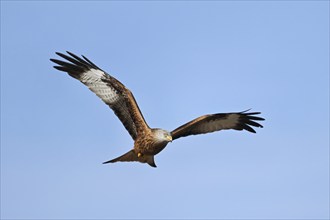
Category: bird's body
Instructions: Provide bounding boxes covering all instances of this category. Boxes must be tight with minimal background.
[110,128,172,167]
[135,129,171,155]
[51,51,265,167]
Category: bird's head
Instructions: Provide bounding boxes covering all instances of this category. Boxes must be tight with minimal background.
[152,129,173,143]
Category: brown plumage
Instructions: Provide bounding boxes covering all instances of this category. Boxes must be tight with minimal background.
[50,51,265,168]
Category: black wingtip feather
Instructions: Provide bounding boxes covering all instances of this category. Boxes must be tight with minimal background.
[246,115,265,121]
[236,110,265,133]
[244,124,256,133]
[246,121,262,129]
[55,52,89,68]
[51,51,103,78]
[65,51,92,67]
[53,66,66,71]
[82,55,99,69]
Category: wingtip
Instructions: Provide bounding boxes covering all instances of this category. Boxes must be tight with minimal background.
[66,51,76,57]
[241,108,252,113]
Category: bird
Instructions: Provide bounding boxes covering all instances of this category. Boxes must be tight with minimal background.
[50,51,265,168]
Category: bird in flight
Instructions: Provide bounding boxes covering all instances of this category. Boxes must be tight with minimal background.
[50,51,265,168]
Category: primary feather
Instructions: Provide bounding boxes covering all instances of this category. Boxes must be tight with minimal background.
[50,51,149,140]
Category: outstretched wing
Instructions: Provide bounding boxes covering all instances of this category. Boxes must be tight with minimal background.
[50,51,149,140]
[171,110,264,140]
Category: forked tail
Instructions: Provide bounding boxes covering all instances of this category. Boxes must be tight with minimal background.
[103,149,157,168]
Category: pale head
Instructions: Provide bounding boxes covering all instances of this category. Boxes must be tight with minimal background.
[152,129,173,143]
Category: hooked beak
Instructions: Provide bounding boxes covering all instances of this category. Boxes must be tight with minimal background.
[167,135,173,142]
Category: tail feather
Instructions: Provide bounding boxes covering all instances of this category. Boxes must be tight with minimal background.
[146,156,157,168]
[103,149,157,168]
[103,149,137,164]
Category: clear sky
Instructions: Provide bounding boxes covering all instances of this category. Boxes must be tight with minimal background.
[1,1,329,219]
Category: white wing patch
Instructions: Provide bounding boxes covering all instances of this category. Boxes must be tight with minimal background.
[78,68,139,138]
[198,114,240,133]
[80,69,120,104]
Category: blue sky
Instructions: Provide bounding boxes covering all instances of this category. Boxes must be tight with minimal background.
[1,1,329,219]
